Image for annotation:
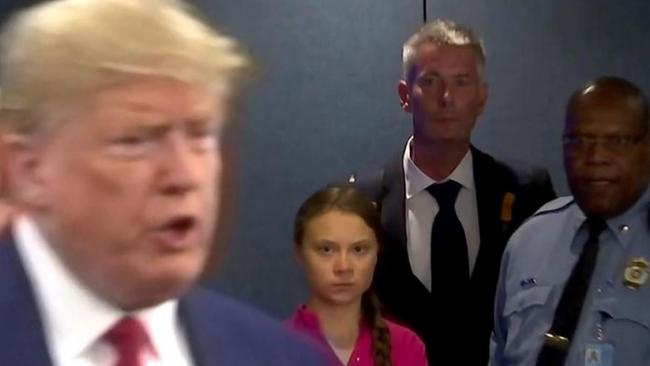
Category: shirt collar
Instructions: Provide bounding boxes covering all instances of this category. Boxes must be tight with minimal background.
[605,185,650,248]
[571,185,650,249]
[292,304,321,332]
[402,136,475,199]
[291,304,370,332]
[14,214,179,363]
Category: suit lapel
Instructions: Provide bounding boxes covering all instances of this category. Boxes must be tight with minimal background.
[178,291,221,366]
[471,146,508,283]
[0,237,53,366]
[379,146,510,288]
[378,152,430,294]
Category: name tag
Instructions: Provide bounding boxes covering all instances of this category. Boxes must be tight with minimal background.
[585,343,614,366]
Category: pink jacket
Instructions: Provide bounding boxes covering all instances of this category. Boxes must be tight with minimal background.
[286,305,428,366]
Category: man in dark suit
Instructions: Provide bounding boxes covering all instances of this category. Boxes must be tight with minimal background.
[350,19,556,365]
[0,1,325,365]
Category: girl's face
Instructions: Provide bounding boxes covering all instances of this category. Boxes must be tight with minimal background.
[298,210,378,307]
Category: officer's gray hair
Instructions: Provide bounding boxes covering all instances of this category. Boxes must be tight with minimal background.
[402,19,485,81]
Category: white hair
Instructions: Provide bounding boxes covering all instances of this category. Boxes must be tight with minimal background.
[402,19,485,80]
[0,0,252,132]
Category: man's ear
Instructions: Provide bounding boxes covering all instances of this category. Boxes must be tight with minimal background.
[397,80,411,112]
[3,133,48,207]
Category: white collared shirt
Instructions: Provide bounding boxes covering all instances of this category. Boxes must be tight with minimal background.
[14,215,193,366]
[403,137,480,291]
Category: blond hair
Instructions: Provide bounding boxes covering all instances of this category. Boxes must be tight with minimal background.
[402,19,485,80]
[0,0,252,133]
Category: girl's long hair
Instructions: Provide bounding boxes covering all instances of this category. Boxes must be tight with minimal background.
[294,185,392,366]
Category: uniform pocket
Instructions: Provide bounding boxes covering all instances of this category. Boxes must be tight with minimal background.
[595,297,650,330]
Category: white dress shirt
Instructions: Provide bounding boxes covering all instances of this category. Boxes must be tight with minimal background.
[14,215,194,366]
[403,137,480,291]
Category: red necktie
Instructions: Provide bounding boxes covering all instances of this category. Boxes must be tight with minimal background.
[104,317,152,366]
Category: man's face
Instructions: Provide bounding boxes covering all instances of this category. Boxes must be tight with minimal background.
[564,94,650,218]
[399,43,487,146]
[19,77,224,309]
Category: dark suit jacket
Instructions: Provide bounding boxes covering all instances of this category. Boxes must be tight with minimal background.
[0,237,326,366]
[351,145,556,366]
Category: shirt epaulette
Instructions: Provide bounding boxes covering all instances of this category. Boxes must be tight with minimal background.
[532,196,575,217]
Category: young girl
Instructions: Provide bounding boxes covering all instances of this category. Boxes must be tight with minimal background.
[287,186,428,366]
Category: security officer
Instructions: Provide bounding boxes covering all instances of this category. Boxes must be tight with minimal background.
[489,76,650,366]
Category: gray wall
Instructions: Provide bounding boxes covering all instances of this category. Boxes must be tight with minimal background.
[199,1,650,318]
[426,0,650,195]
[198,0,421,317]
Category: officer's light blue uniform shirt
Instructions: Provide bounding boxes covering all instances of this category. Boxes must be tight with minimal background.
[489,187,650,366]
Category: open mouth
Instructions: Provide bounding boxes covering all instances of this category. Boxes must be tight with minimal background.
[154,215,199,250]
[165,216,196,233]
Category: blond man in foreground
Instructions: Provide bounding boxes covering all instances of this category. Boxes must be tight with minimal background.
[0,1,325,365]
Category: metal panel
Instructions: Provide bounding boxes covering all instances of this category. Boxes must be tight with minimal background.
[425,0,650,194]
[196,0,422,316]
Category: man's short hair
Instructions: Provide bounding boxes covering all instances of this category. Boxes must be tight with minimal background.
[402,19,485,80]
[0,0,252,133]
[565,76,650,133]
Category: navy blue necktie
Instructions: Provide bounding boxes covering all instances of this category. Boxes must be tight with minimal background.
[426,180,470,365]
[536,217,607,366]
[427,180,470,287]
